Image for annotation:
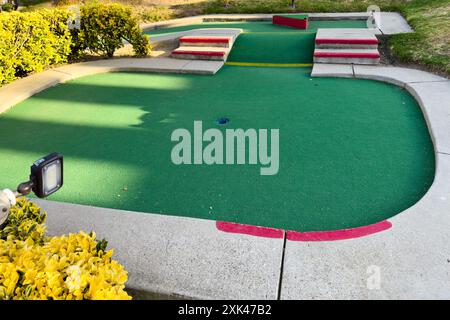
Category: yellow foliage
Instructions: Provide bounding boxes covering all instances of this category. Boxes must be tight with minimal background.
[0,199,131,300]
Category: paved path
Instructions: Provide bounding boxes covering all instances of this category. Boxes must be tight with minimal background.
[36,199,283,300]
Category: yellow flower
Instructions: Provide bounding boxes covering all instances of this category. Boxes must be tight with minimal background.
[0,200,131,300]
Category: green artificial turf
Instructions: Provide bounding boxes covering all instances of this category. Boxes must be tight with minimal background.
[147,20,367,64]
[0,68,435,232]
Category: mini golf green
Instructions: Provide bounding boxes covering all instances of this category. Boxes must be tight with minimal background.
[147,20,367,64]
[0,67,435,232]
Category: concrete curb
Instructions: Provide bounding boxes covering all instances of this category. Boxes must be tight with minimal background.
[35,199,284,300]
[0,57,224,116]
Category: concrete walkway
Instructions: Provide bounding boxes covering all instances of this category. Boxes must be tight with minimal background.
[36,199,283,300]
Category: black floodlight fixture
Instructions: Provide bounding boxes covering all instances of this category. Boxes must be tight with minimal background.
[30,152,64,198]
[1,153,63,227]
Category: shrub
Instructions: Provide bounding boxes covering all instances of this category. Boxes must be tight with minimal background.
[0,198,131,300]
[0,9,72,85]
[77,3,150,58]
[0,3,150,85]
[1,3,15,12]
[0,198,47,244]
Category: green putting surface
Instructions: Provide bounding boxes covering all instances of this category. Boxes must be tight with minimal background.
[0,68,435,232]
[147,20,367,64]
[229,32,316,63]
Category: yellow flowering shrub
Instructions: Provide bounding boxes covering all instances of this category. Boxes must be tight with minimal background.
[0,198,47,244]
[0,199,131,300]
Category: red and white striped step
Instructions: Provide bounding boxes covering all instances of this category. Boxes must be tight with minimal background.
[179,36,233,48]
[313,48,380,65]
[315,28,379,49]
[171,46,229,61]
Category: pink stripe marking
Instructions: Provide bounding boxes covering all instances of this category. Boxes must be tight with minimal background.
[180,37,230,43]
[216,220,392,241]
[315,38,379,45]
[314,52,380,59]
[172,50,225,57]
[216,221,284,239]
[286,220,392,242]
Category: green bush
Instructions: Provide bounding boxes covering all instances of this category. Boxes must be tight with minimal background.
[0,198,132,300]
[1,3,15,12]
[77,3,150,58]
[0,198,47,244]
[0,9,72,85]
[0,3,150,85]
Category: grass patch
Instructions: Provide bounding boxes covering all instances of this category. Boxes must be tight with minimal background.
[203,0,407,14]
[390,0,450,75]
[134,5,175,22]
